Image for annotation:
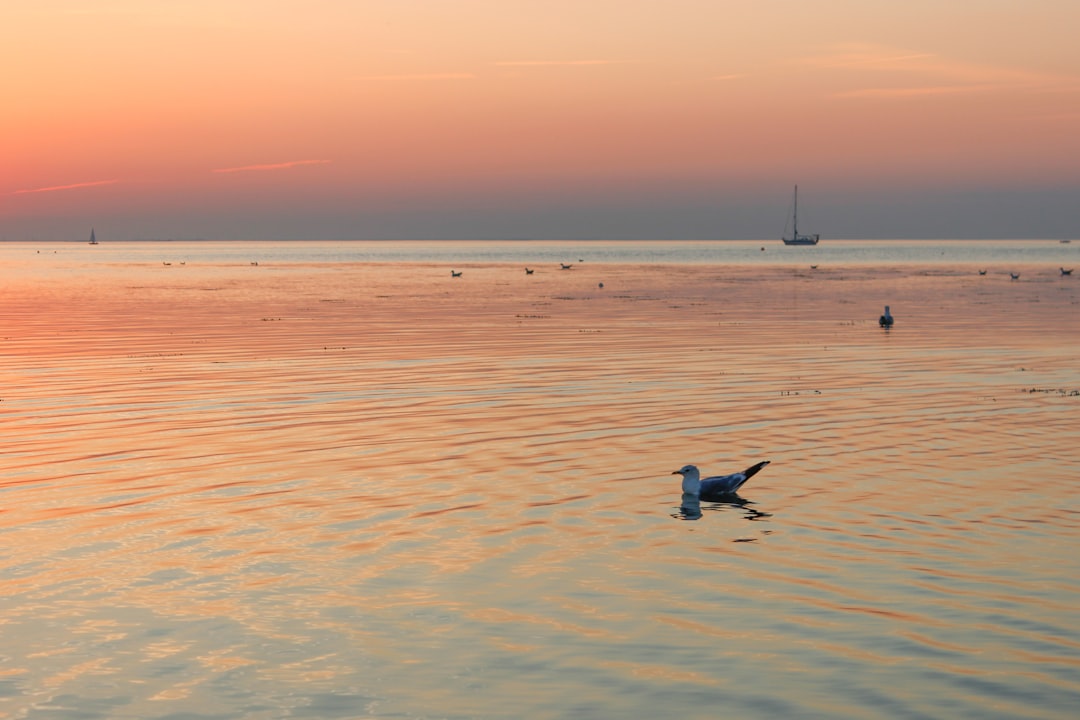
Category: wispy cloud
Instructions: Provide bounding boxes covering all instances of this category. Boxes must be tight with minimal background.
[803,49,937,71]
[213,159,331,174]
[834,85,990,100]
[494,60,618,67]
[803,43,1080,101]
[357,73,476,81]
[13,179,118,195]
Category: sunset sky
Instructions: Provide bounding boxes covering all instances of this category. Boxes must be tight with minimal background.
[3,1,1079,240]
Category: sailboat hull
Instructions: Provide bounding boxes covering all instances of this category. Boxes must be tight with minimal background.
[782,234,819,246]
[781,185,820,245]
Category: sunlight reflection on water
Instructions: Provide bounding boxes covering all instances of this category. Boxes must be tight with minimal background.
[2,241,1079,718]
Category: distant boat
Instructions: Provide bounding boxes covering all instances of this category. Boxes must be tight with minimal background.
[88,228,98,245]
[781,186,820,246]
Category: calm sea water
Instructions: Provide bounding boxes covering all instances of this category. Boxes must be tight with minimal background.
[8,237,1078,268]
[2,240,1079,719]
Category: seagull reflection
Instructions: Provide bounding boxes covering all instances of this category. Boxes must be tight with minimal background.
[672,492,772,523]
[676,492,702,520]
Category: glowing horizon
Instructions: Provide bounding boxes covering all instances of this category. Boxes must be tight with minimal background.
[2,1,1078,240]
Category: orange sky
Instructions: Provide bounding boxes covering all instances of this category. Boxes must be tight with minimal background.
[2,1,1079,239]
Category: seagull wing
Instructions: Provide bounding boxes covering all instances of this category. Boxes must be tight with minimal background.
[699,461,770,497]
[700,472,748,495]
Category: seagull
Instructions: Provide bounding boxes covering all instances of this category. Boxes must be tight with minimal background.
[879,305,894,328]
[451,270,462,277]
[525,267,534,275]
[978,269,987,275]
[673,461,770,499]
[560,263,573,270]
[1010,272,1020,280]
[1061,267,1073,276]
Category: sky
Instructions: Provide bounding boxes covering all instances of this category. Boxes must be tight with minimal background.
[2,0,1079,240]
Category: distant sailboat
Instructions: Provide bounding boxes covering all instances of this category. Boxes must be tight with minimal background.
[782,186,820,246]
[88,228,98,245]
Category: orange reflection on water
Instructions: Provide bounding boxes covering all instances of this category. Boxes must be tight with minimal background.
[2,248,1079,718]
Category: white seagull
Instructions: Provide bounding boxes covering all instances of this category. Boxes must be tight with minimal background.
[673,461,770,498]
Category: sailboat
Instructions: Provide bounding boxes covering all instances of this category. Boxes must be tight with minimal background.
[782,186,820,246]
[88,228,98,245]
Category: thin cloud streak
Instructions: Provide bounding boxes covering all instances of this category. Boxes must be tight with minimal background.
[807,43,1080,102]
[357,73,476,81]
[213,160,332,174]
[806,51,938,70]
[13,179,118,195]
[494,60,618,67]
[834,85,991,99]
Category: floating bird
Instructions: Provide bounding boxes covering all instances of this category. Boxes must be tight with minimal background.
[879,305,894,328]
[451,270,462,277]
[251,261,258,266]
[163,261,171,266]
[810,264,818,270]
[1010,272,1020,280]
[674,461,770,499]
[525,267,534,275]
[978,269,987,275]
[1061,267,1073,276]
[560,263,573,270]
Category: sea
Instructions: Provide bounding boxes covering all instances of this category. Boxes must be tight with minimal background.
[2,239,1079,719]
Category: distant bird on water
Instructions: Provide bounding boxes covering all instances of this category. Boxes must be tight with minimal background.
[978,269,987,276]
[451,270,462,277]
[1010,272,1020,280]
[674,461,770,499]
[525,267,534,275]
[560,263,573,270]
[879,305,894,328]
[1061,267,1073,276]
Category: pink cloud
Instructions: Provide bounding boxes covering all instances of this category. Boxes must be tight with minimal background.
[494,60,617,67]
[213,159,331,174]
[13,179,118,195]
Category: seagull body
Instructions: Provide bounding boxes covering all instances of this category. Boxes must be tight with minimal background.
[1061,268,1073,276]
[674,461,770,498]
[879,305,894,328]
[451,270,462,277]
[1010,272,1020,280]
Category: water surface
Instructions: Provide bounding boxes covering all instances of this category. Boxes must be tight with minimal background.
[2,241,1079,718]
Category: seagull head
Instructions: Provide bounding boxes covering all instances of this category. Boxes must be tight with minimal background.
[673,464,701,493]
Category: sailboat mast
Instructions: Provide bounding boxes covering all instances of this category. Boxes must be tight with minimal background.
[793,185,798,237]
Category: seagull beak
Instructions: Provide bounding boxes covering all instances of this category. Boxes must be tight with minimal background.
[671,470,681,475]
